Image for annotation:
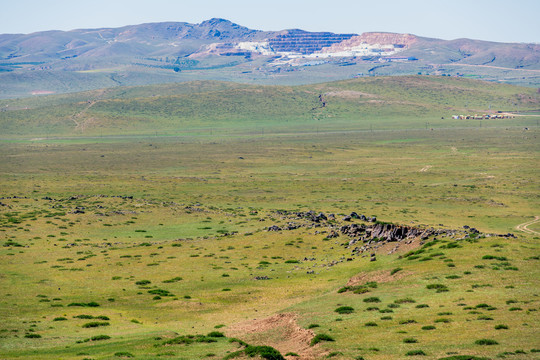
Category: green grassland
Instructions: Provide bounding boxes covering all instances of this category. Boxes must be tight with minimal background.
[0,76,539,359]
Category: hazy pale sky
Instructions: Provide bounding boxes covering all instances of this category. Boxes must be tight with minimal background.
[2,0,539,43]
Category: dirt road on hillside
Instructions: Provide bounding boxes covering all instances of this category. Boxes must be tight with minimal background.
[516,216,540,236]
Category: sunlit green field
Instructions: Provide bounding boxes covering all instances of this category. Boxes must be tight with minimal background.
[1,76,539,359]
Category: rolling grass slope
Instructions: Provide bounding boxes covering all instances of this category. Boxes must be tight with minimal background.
[0,76,538,359]
[1,76,538,137]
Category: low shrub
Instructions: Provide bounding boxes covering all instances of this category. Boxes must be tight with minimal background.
[91,335,110,341]
[474,339,498,345]
[495,324,509,330]
[406,350,426,356]
[114,352,134,358]
[363,297,381,303]
[310,334,335,346]
[422,325,436,330]
[207,331,224,338]
[228,337,248,346]
[135,280,151,285]
[82,321,109,328]
[335,306,354,314]
[404,338,418,343]
[426,284,449,292]
[395,298,415,304]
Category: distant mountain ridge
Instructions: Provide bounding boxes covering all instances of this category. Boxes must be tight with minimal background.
[0,18,538,98]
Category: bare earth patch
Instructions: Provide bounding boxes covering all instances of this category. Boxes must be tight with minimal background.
[347,269,411,287]
[226,313,324,360]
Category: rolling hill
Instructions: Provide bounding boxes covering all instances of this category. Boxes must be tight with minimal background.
[0,18,539,98]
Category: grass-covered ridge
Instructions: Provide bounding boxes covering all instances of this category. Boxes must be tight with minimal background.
[0,76,538,137]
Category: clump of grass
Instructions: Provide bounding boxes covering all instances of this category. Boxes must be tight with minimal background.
[426,284,449,292]
[395,298,416,304]
[148,289,174,297]
[403,338,418,343]
[135,280,151,286]
[82,321,109,328]
[495,324,509,330]
[114,352,134,358]
[391,267,403,275]
[435,318,451,323]
[310,334,335,346]
[482,255,507,261]
[399,319,417,324]
[68,301,100,307]
[74,314,94,319]
[474,339,499,345]
[307,324,320,329]
[365,322,378,327]
[405,350,426,356]
[416,304,429,308]
[335,306,354,314]
[24,333,42,338]
[207,331,224,338]
[421,325,436,330]
[363,297,381,303]
[91,335,111,341]
[53,317,67,321]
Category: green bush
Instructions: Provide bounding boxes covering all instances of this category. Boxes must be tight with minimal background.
[335,306,354,314]
[310,333,335,346]
[406,350,426,356]
[474,339,498,345]
[148,289,174,297]
[307,324,320,329]
[207,331,224,337]
[82,321,109,328]
[426,284,448,292]
[135,280,151,285]
[244,345,285,360]
[495,324,508,330]
[395,298,415,304]
[365,321,378,326]
[421,325,436,330]
[53,317,67,321]
[404,338,418,343]
[114,352,134,358]
[363,297,381,303]
[391,267,403,275]
[228,337,248,346]
[91,335,111,341]
[74,314,94,319]
[25,333,42,338]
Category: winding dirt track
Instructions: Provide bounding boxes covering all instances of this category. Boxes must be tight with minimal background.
[516,216,540,235]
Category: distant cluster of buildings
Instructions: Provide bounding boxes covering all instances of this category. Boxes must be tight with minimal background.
[451,114,515,120]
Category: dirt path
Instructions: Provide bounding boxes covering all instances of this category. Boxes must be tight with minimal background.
[516,216,540,236]
[226,313,324,360]
[437,63,540,73]
[71,101,97,131]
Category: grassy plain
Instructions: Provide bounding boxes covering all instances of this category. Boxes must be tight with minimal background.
[0,76,539,359]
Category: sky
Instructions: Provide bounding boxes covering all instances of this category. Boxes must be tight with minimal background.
[2,0,539,43]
